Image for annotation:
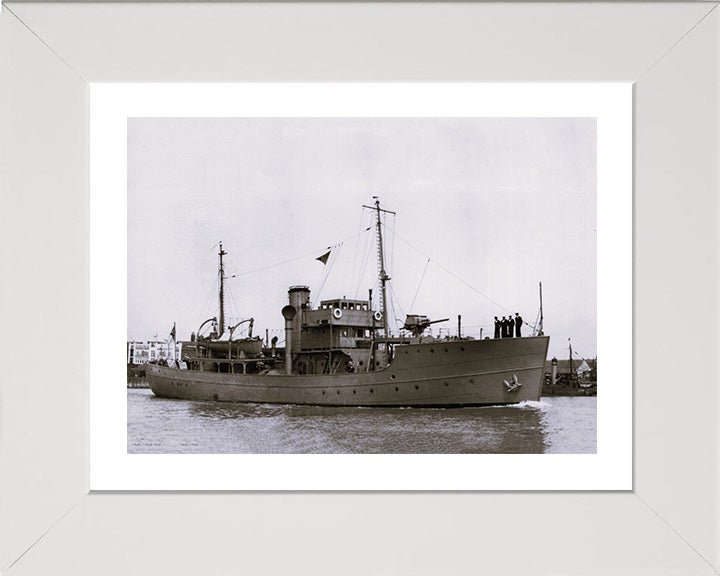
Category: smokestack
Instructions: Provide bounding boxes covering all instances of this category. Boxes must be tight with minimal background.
[458,314,462,338]
[551,357,558,385]
[271,336,278,357]
[281,305,297,374]
[288,286,310,354]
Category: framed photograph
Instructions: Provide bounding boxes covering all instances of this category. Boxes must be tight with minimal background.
[2,2,718,575]
[90,83,630,490]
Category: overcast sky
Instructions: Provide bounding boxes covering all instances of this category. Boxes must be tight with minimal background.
[128,117,596,360]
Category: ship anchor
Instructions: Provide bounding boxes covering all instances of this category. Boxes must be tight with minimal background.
[504,374,522,393]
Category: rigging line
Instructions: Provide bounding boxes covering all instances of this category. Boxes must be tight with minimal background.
[390,212,397,283]
[388,282,405,328]
[354,224,375,299]
[317,242,342,301]
[409,258,431,311]
[384,224,513,314]
[314,262,330,303]
[197,276,219,328]
[226,283,242,323]
[316,242,341,302]
[231,228,369,278]
[532,308,541,334]
[349,211,369,296]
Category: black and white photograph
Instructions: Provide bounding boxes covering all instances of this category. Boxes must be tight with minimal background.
[127,115,598,455]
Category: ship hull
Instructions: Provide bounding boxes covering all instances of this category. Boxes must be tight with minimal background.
[147,336,549,407]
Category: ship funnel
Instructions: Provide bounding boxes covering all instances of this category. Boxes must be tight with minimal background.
[282,305,297,374]
[271,336,278,357]
[288,286,310,354]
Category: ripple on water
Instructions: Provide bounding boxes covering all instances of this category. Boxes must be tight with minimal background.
[127,389,596,454]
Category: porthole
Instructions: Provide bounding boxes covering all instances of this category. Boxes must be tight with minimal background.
[213,394,219,401]
[430,349,434,353]
[359,361,364,366]
[415,385,419,390]
[390,374,396,380]
[416,349,421,354]
[444,382,449,387]
[395,387,399,392]
[461,347,465,352]
[444,348,449,352]
[470,379,474,384]
[337,390,341,395]
[353,390,356,394]
[322,391,326,395]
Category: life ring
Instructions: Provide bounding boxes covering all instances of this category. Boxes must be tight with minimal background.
[374,311,383,322]
[333,308,342,319]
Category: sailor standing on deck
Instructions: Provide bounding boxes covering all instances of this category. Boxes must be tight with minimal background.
[508,315,515,337]
[494,316,501,339]
[515,313,523,337]
[500,316,508,338]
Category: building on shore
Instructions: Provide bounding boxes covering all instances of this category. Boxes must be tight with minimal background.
[545,357,597,385]
[127,340,182,365]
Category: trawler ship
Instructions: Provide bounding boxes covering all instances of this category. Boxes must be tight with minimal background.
[146,199,549,406]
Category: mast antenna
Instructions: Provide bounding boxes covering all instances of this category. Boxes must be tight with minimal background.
[218,241,227,338]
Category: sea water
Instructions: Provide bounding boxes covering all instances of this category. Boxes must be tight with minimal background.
[127,388,596,454]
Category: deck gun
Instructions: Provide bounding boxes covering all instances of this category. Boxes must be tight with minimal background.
[403,314,450,336]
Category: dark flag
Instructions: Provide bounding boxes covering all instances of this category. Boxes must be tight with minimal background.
[170,322,176,341]
[316,250,331,265]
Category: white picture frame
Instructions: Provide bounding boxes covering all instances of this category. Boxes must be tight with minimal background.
[1,2,718,574]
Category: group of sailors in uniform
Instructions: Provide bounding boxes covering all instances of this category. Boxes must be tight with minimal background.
[494,313,523,338]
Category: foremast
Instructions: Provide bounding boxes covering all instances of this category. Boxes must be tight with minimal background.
[363,197,395,337]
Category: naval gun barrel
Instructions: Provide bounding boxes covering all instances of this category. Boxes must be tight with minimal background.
[403,316,450,336]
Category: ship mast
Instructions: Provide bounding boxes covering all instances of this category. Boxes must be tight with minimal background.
[363,197,395,336]
[218,242,227,338]
[538,281,544,336]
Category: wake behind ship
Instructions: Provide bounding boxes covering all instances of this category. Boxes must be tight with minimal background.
[147,199,549,407]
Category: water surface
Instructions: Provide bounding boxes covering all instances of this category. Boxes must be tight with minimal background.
[128,388,596,454]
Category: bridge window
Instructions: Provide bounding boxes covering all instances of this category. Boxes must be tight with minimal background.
[341,302,348,310]
[349,303,355,310]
